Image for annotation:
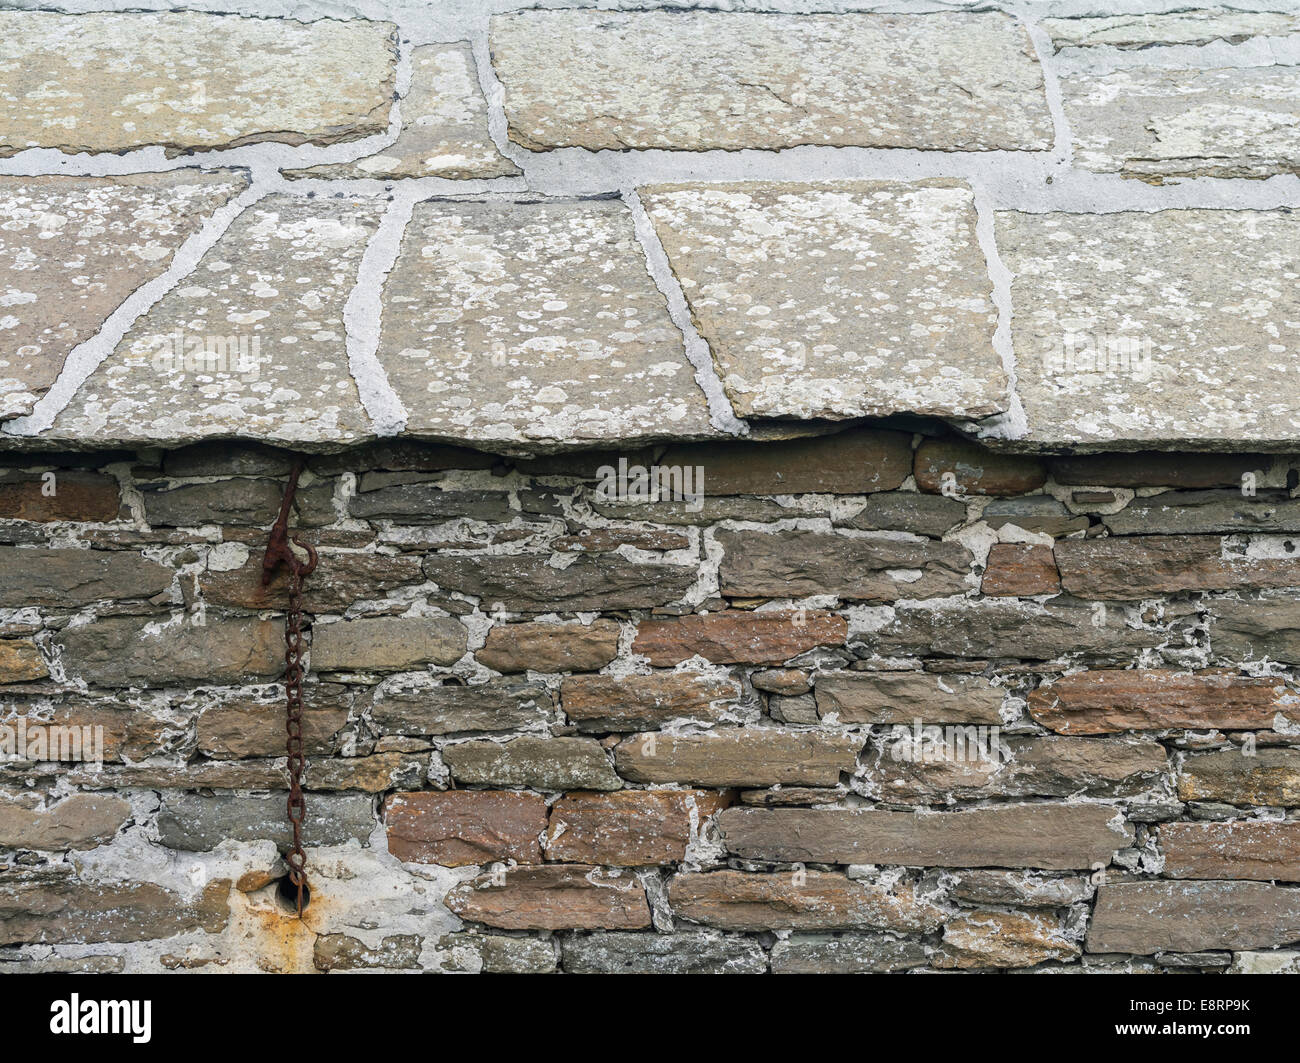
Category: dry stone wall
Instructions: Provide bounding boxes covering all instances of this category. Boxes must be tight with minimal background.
[0,0,1298,974]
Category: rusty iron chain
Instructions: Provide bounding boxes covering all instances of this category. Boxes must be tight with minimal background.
[262,457,317,918]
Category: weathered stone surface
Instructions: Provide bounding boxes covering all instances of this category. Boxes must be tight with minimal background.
[947,870,1092,909]
[198,693,348,758]
[717,529,971,602]
[434,932,557,974]
[982,496,1088,537]
[367,678,550,736]
[840,492,968,537]
[870,736,1167,802]
[0,547,171,607]
[311,616,468,672]
[633,610,847,666]
[0,699,170,763]
[815,671,1003,725]
[1229,949,1300,974]
[0,470,120,522]
[164,442,294,478]
[492,11,1050,152]
[874,599,1165,661]
[49,196,382,448]
[478,620,620,674]
[422,553,695,612]
[615,728,860,788]
[1105,490,1300,536]
[68,760,286,791]
[0,171,249,418]
[0,639,46,683]
[914,438,1046,496]
[718,804,1132,869]
[1051,452,1268,489]
[592,496,788,526]
[446,864,651,931]
[0,12,396,156]
[659,430,912,496]
[981,544,1061,597]
[58,616,282,687]
[669,871,945,933]
[202,551,423,614]
[141,478,283,527]
[546,789,726,866]
[444,736,621,791]
[1043,11,1300,50]
[936,911,1080,969]
[561,672,740,732]
[0,873,229,945]
[1160,821,1300,881]
[156,793,373,851]
[562,931,766,974]
[1062,67,1300,181]
[385,790,546,866]
[314,933,421,972]
[1057,536,1300,599]
[1028,670,1293,734]
[644,180,1005,421]
[739,787,845,808]
[1178,748,1300,807]
[553,527,690,553]
[999,209,1300,449]
[1212,596,1300,664]
[348,484,513,523]
[1087,881,1300,954]
[0,793,129,850]
[285,44,517,180]
[770,933,927,974]
[304,752,424,793]
[376,197,712,450]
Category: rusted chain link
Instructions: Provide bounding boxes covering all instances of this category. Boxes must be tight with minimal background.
[262,458,317,918]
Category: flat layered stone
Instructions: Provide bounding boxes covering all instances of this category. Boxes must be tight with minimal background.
[561,672,740,732]
[947,871,1092,909]
[434,933,557,974]
[981,544,1061,597]
[814,672,1004,725]
[1043,11,1300,50]
[0,547,171,607]
[0,639,46,683]
[718,804,1132,869]
[1160,821,1300,881]
[1056,536,1300,598]
[839,492,968,537]
[1028,669,1294,734]
[982,496,1088,537]
[314,934,421,972]
[1177,748,1300,807]
[157,792,373,851]
[201,551,422,614]
[422,553,695,612]
[914,438,1046,496]
[0,172,248,419]
[716,529,971,602]
[1212,596,1300,663]
[384,790,546,866]
[999,209,1300,449]
[936,911,1080,970]
[141,478,284,527]
[310,616,468,672]
[770,933,928,974]
[0,470,120,522]
[615,728,861,788]
[443,736,621,791]
[445,865,651,931]
[478,620,621,674]
[545,789,727,866]
[57,615,283,687]
[0,793,129,851]
[303,752,424,793]
[633,610,848,666]
[366,678,550,737]
[643,181,1006,421]
[668,871,945,933]
[376,197,712,450]
[48,195,381,449]
[0,698,171,763]
[348,484,513,523]
[1050,452,1268,489]
[1105,490,1300,536]
[285,44,517,180]
[562,931,766,975]
[0,12,396,156]
[1062,67,1300,181]
[1087,881,1300,954]
[491,11,1050,151]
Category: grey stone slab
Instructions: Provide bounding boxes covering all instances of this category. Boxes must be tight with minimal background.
[643,180,1006,421]
[1062,66,1300,181]
[1043,11,1300,51]
[0,12,396,157]
[47,195,381,449]
[999,208,1300,449]
[376,197,714,449]
[0,171,249,419]
[284,44,518,181]
[491,10,1051,151]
